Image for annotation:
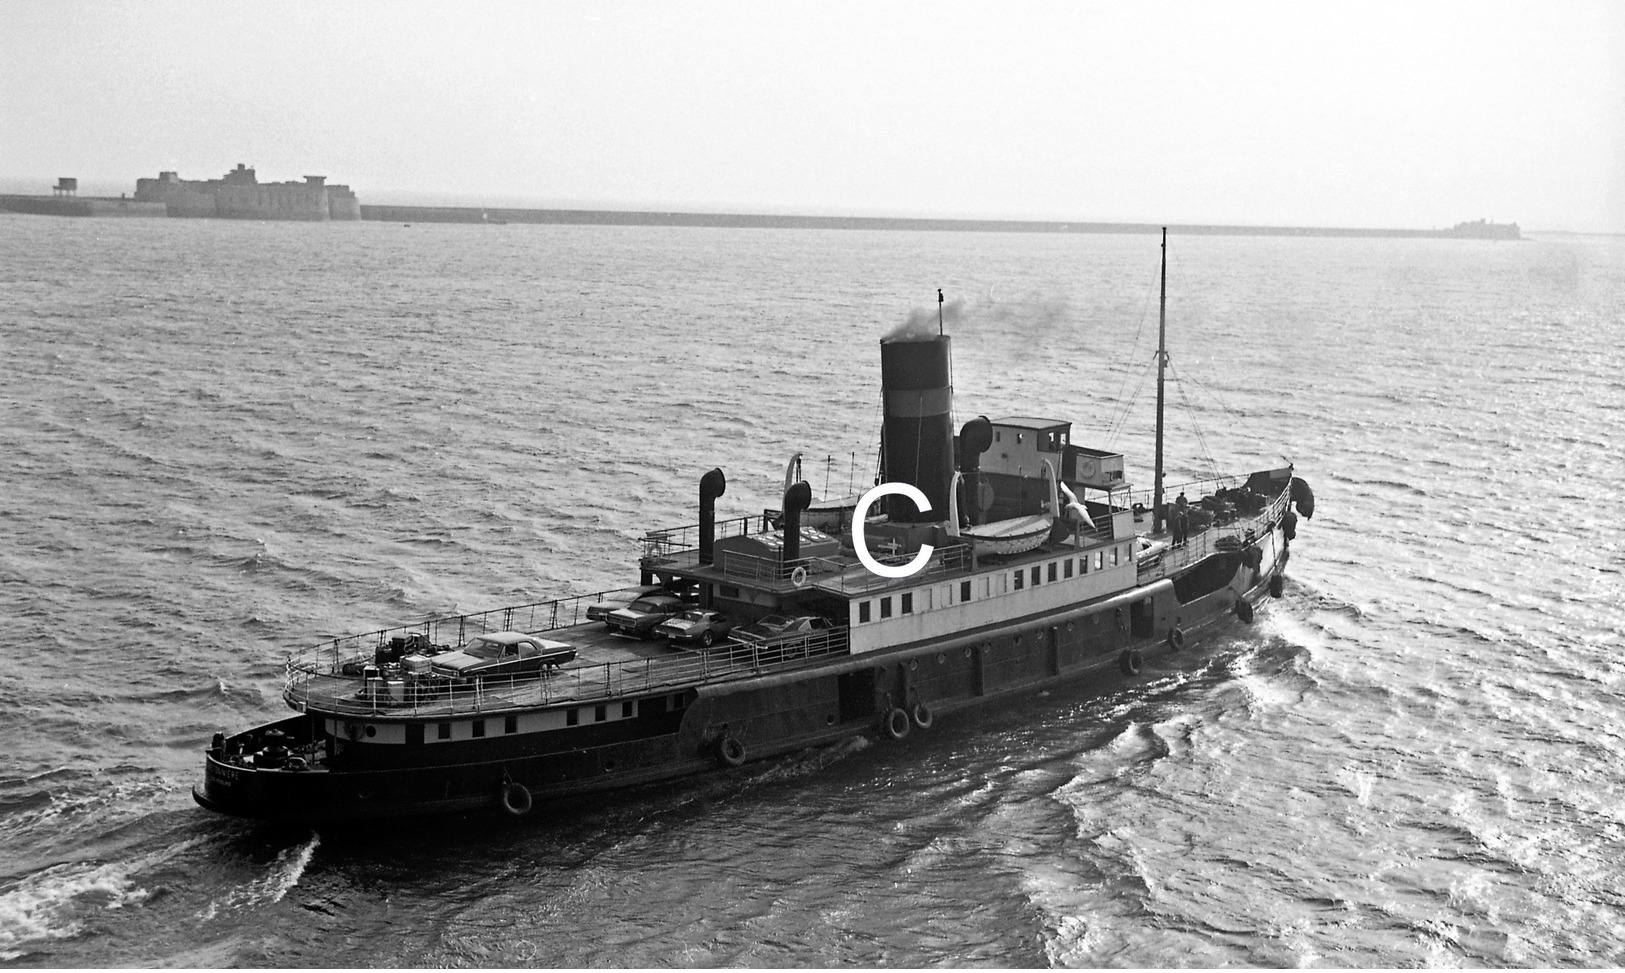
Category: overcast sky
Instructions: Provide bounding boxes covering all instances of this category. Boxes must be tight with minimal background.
[3,0,1621,232]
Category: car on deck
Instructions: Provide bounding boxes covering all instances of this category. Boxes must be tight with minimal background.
[428,631,576,681]
[731,615,836,661]
[606,593,689,638]
[586,584,663,624]
[656,608,735,647]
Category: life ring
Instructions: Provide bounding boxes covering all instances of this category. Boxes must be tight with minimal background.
[717,735,746,768]
[285,756,308,772]
[1078,458,1099,479]
[1119,649,1143,676]
[912,702,934,730]
[884,707,911,740]
[1270,574,1285,598]
[790,565,808,587]
[1234,598,1255,623]
[500,780,533,817]
[1167,627,1186,651]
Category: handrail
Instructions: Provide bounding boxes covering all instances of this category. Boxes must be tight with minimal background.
[284,627,851,718]
[285,585,688,682]
[1136,488,1289,581]
[640,515,758,561]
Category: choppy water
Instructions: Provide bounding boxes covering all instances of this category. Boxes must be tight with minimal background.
[1,213,1621,967]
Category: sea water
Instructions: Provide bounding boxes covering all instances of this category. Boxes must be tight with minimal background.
[1,213,1621,967]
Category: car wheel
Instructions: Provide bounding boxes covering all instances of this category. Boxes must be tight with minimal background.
[701,630,715,647]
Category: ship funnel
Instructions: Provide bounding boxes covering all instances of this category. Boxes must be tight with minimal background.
[781,480,812,573]
[879,334,955,524]
[698,468,726,565]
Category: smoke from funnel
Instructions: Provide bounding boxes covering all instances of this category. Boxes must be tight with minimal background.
[883,299,968,341]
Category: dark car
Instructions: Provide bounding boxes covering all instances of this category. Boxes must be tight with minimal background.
[732,615,835,660]
[655,609,734,647]
[586,584,663,624]
[428,631,577,681]
[606,594,688,638]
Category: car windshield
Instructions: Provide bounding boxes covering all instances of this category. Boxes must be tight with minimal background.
[627,598,667,612]
[675,611,706,622]
[755,615,790,630]
[463,638,506,660]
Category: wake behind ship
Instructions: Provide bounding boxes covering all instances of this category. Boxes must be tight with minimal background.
[195,235,1314,822]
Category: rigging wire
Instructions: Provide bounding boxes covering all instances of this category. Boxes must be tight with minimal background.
[1170,358,1246,430]
[1103,354,1155,448]
[1102,268,1162,444]
[1172,367,1221,480]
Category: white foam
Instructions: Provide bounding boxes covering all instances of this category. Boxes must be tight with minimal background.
[0,836,202,960]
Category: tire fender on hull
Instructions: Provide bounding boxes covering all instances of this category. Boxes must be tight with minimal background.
[884,707,911,740]
[500,779,532,817]
[717,735,746,768]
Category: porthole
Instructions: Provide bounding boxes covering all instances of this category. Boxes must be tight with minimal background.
[937,653,946,665]
[1014,633,1023,646]
[909,659,919,671]
[364,725,377,738]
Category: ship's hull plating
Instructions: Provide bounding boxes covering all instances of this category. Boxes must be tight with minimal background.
[194,530,1288,823]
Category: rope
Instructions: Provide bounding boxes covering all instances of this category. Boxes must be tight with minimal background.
[1103,270,1161,444]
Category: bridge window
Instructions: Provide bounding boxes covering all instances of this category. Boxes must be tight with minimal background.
[1112,546,1121,566]
[1048,562,1057,582]
[901,593,913,614]
[623,700,635,719]
[1095,551,1105,572]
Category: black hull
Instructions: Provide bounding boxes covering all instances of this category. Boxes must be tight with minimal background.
[195,541,1288,824]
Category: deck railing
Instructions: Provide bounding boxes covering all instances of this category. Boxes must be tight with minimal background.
[284,622,851,718]
[1136,488,1291,582]
[640,515,759,562]
[283,584,681,687]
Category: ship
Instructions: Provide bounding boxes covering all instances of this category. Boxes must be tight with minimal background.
[194,229,1314,822]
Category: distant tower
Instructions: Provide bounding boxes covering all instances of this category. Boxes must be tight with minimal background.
[53,178,78,197]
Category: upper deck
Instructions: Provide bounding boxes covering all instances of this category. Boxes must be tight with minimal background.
[283,592,850,720]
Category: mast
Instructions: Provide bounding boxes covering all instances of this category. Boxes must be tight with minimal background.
[1153,227,1168,534]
